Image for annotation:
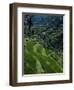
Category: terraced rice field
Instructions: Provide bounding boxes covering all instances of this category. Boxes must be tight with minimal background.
[24,38,63,74]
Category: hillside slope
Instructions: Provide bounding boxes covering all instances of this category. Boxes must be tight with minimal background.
[24,38,63,74]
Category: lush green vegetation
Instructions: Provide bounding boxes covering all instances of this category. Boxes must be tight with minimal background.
[23,14,63,74]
